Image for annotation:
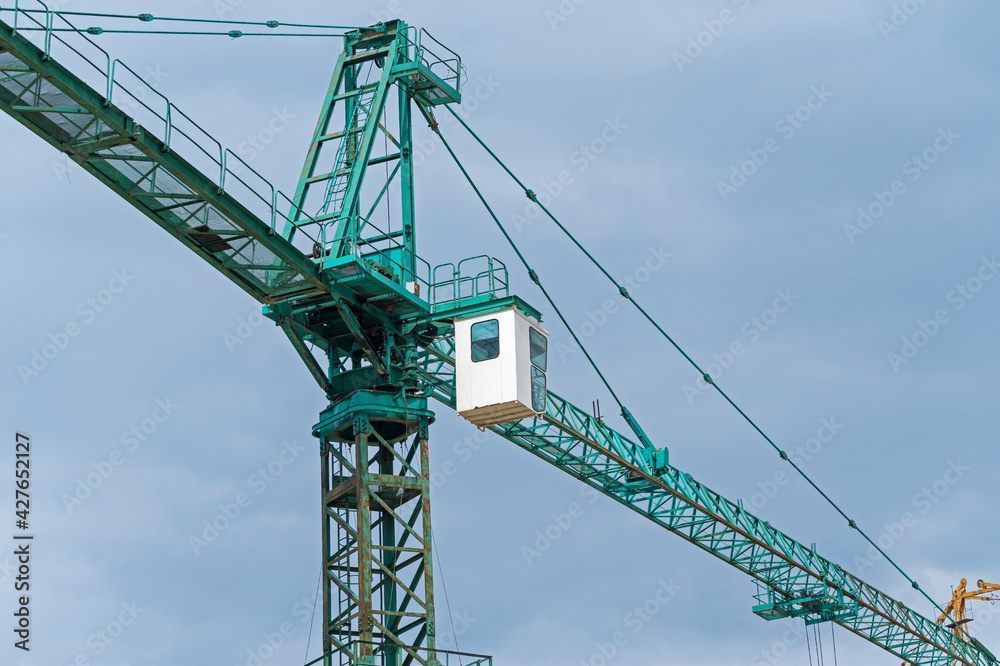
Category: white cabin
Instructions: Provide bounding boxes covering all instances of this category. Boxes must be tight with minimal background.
[455,307,548,427]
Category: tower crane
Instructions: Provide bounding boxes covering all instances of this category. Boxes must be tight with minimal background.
[0,6,996,665]
[940,579,1000,639]
[903,580,1000,666]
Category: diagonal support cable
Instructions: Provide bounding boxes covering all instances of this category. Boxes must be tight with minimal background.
[440,104,956,625]
[429,120,657,453]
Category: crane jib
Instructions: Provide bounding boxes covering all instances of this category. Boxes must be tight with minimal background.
[416,338,994,666]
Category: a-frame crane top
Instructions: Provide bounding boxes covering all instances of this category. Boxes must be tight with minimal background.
[0,5,996,665]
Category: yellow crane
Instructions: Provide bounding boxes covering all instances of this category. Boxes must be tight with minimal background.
[904,579,1000,665]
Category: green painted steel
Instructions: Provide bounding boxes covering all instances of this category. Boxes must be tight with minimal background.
[304,646,493,666]
[314,389,438,665]
[278,20,466,665]
[0,11,457,665]
[0,11,334,304]
[415,336,993,666]
[1,6,995,665]
[283,20,460,286]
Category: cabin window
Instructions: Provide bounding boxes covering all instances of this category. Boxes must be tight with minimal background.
[530,366,546,412]
[530,327,547,372]
[471,319,500,362]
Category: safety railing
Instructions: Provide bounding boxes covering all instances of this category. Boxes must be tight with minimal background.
[397,24,464,93]
[5,2,110,94]
[1,0,326,253]
[430,255,509,310]
[2,2,449,295]
[752,579,858,625]
[312,212,432,299]
[419,28,464,92]
[303,642,493,666]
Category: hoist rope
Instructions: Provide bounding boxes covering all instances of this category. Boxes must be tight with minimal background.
[806,621,815,666]
[431,531,464,664]
[303,568,322,665]
[440,105,956,624]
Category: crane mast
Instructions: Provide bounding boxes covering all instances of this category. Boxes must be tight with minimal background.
[273,23,461,662]
[0,6,996,665]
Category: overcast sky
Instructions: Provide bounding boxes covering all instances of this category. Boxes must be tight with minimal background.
[0,1,998,665]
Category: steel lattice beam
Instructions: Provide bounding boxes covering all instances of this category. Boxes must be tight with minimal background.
[416,337,996,666]
[0,19,326,305]
[315,392,438,666]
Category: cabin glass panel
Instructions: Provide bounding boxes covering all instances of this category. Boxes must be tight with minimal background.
[454,307,549,427]
[471,319,500,362]
[530,366,546,412]
[530,327,547,371]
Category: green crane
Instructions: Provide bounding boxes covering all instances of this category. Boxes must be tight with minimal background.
[0,7,995,666]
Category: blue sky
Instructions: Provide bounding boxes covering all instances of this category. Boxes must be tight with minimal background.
[0,1,997,665]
